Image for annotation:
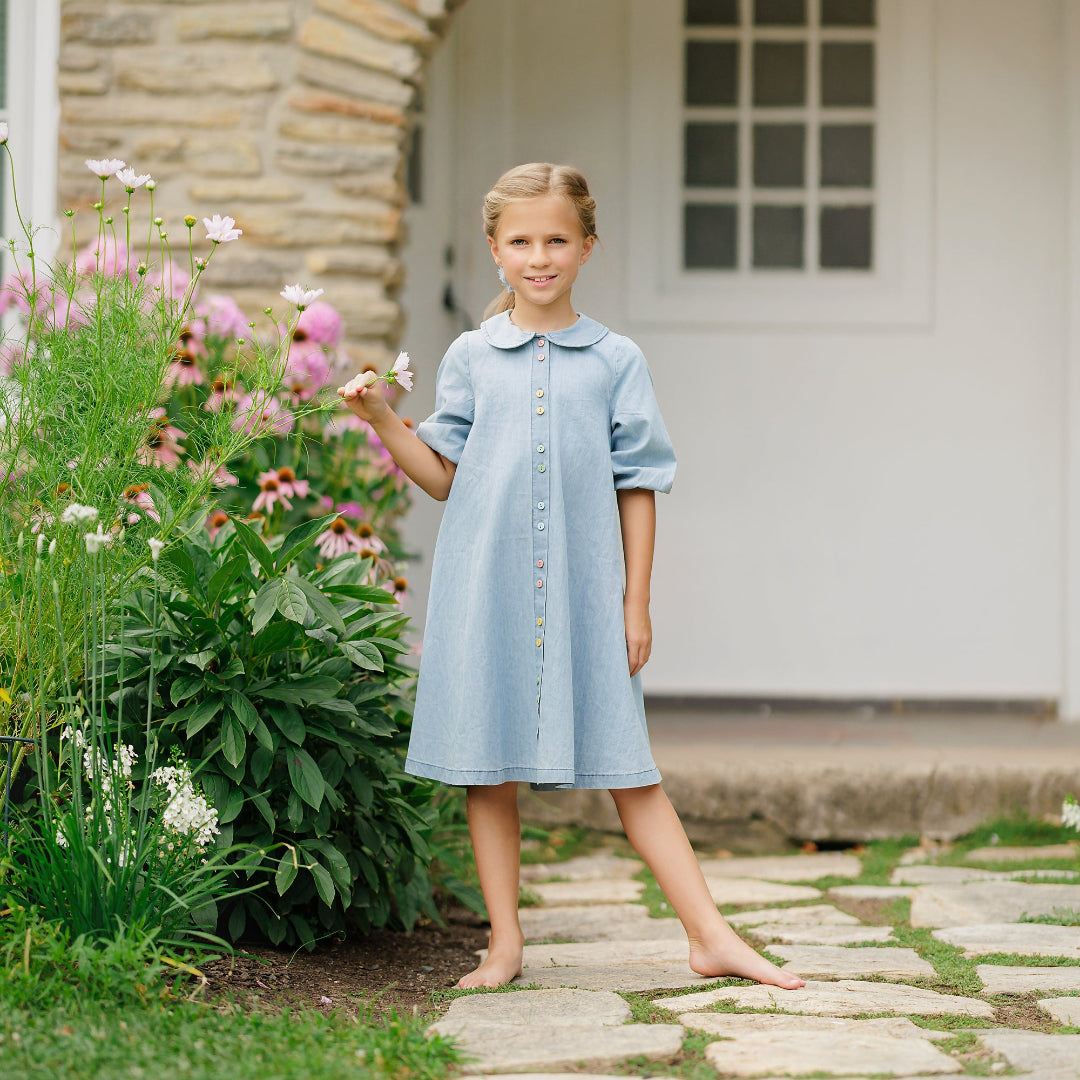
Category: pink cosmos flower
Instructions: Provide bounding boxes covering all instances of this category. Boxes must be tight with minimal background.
[252,471,292,514]
[283,341,332,401]
[115,168,151,190]
[293,301,343,347]
[389,351,413,392]
[188,458,239,488]
[122,484,160,523]
[204,215,242,244]
[206,509,231,540]
[0,269,54,318]
[280,283,323,309]
[139,408,185,467]
[85,158,126,179]
[273,466,310,500]
[147,261,192,303]
[0,340,26,377]
[204,375,243,413]
[231,393,295,438]
[198,294,248,340]
[316,517,365,560]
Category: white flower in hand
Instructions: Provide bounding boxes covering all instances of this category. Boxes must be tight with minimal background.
[115,168,152,190]
[389,351,413,392]
[85,158,127,178]
[204,214,242,244]
[280,283,324,310]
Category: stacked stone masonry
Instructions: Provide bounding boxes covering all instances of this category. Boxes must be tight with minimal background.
[58,0,462,355]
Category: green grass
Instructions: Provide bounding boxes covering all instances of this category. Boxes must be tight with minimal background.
[1020,908,1080,926]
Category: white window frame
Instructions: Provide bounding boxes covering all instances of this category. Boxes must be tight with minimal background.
[627,0,935,328]
[2,0,60,272]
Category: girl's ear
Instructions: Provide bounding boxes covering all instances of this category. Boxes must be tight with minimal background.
[580,234,596,265]
[487,234,500,266]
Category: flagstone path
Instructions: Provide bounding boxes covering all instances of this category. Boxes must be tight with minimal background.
[432,843,1080,1078]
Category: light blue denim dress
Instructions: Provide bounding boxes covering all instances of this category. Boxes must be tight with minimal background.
[405,312,677,790]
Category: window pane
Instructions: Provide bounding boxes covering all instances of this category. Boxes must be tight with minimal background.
[686,122,738,188]
[686,41,739,106]
[753,42,806,107]
[820,124,873,187]
[821,42,875,107]
[820,205,873,268]
[753,205,804,268]
[821,0,876,26]
[754,0,806,25]
[686,0,739,25]
[685,203,738,269]
[753,124,805,188]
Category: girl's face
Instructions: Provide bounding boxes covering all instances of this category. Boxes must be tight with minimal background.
[488,195,595,325]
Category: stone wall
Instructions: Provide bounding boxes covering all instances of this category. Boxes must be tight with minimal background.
[57,0,461,365]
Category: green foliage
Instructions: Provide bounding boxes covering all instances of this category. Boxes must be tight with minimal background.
[107,516,440,947]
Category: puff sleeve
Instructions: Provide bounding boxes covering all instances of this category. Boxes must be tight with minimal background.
[415,335,474,464]
[610,341,677,493]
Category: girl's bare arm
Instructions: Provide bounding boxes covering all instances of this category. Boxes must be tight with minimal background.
[338,378,457,501]
[617,488,656,677]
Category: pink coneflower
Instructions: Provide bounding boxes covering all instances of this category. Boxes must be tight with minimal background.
[354,521,386,554]
[274,466,309,500]
[204,375,242,413]
[206,509,230,540]
[0,269,54,319]
[252,471,292,514]
[231,393,294,438]
[392,576,408,604]
[292,301,343,347]
[283,341,332,402]
[28,508,55,535]
[123,484,160,523]
[316,517,365,560]
[319,496,363,521]
[167,329,206,387]
[76,236,131,279]
[139,408,185,467]
[198,294,248,340]
[187,457,239,488]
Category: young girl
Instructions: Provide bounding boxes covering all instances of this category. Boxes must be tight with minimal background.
[339,163,804,993]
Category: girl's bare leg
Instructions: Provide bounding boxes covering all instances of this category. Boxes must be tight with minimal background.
[458,781,526,989]
[610,783,805,990]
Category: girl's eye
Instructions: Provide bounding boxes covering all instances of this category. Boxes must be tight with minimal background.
[550,238,567,244]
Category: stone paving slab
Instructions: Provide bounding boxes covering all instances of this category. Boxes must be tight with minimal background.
[528,880,644,906]
[769,944,936,980]
[727,903,861,927]
[909,882,1080,928]
[978,1029,1080,1075]
[428,988,685,1074]
[894,865,1079,886]
[520,851,643,884]
[515,939,686,968]
[653,979,996,1018]
[932,923,1080,958]
[828,884,915,902]
[518,904,686,943]
[677,1011,951,1039]
[743,923,896,946]
[517,961,709,992]
[1040,996,1080,1025]
[976,965,1080,994]
[701,1028,962,1077]
[704,877,821,906]
[965,843,1079,863]
[697,852,863,882]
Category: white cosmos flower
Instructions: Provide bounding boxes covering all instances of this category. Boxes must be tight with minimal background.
[203,214,242,244]
[85,158,127,178]
[1064,797,1080,832]
[148,537,165,563]
[390,351,413,392]
[60,502,100,526]
[280,283,324,309]
[115,168,152,190]
[84,528,112,555]
[0,122,8,145]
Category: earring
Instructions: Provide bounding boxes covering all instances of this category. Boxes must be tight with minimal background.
[496,265,513,293]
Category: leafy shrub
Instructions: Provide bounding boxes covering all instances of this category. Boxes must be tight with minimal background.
[109,513,441,947]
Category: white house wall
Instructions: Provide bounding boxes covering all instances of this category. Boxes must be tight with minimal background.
[401,0,1067,703]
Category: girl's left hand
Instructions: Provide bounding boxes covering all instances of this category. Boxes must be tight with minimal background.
[624,597,652,677]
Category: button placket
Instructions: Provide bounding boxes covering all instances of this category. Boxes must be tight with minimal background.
[531,336,550,736]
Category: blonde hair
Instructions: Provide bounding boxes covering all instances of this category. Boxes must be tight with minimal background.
[482,163,598,321]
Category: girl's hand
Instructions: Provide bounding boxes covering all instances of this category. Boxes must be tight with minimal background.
[624,596,652,677]
[338,371,390,424]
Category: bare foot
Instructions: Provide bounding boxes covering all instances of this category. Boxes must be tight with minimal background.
[689,922,806,990]
[456,934,524,990]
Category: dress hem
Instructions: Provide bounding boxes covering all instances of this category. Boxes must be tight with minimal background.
[404,757,662,790]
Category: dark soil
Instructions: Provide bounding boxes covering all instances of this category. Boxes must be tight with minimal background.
[200,907,490,1019]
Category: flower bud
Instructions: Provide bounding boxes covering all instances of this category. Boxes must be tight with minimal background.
[184,215,197,228]
[105,216,113,225]
[64,208,74,218]
[36,534,44,555]
[153,216,163,226]
[145,179,156,191]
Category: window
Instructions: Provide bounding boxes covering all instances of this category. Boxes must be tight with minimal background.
[628,0,934,327]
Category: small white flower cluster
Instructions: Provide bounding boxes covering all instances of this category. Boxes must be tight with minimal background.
[1063,796,1080,832]
[84,528,112,555]
[60,503,99,526]
[152,764,220,847]
[61,724,88,749]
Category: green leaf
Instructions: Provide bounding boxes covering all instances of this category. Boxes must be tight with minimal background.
[339,640,383,672]
[347,611,407,635]
[367,636,412,655]
[228,690,259,733]
[276,849,298,895]
[287,747,325,810]
[307,839,351,891]
[207,554,248,607]
[185,695,224,737]
[221,712,246,768]
[308,858,336,907]
[249,790,275,830]
[292,576,347,636]
[305,627,337,649]
[218,784,245,824]
[260,675,342,705]
[323,583,396,604]
[276,514,337,571]
[170,674,205,705]
[217,656,245,681]
[232,516,276,577]
[251,579,280,636]
[251,745,274,786]
[251,713,274,752]
[266,703,306,744]
[274,577,311,626]
[180,649,216,671]
[161,544,199,596]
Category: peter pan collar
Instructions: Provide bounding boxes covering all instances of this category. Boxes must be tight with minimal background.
[480,311,609,349]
